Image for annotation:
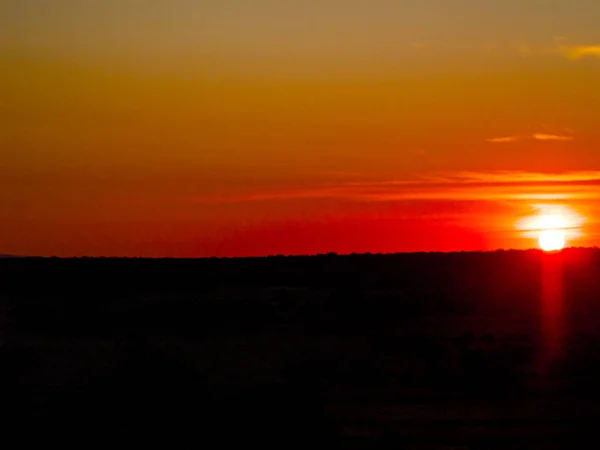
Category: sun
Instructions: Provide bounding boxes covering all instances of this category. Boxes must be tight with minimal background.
[539,229,565,252]
[536,214,567,251]
[516,205,583,252]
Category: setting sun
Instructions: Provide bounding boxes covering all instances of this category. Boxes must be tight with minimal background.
[536,214,568,251]
[539,229,566,252]
[516,205,585,251]
[536,214,567,251]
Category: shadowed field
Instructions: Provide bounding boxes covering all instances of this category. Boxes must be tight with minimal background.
[2,249,600,448]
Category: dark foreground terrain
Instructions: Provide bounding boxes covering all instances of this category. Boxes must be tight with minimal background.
[2,249,600,448]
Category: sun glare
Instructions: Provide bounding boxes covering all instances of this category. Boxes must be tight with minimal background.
[539,229,565,252]
[536,214,567,251]
[515,204,584,251]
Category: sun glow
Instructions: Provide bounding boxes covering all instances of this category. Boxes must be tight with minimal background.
[515,204,585,251]
[535,214,567,251]
[539,229,565,251]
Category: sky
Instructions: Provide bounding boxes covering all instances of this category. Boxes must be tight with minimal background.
[2,1,600,256]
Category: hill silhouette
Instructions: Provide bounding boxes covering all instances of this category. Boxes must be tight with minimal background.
[2,248,600,447]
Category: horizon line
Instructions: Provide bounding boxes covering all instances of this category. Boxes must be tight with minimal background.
[4,246,599,260]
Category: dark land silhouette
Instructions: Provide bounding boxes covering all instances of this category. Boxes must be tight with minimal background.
[3,248,600,447]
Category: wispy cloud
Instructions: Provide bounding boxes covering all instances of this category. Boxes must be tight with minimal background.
[195,171,600,204]
[533,133,573,141]
[486,133,573,143]
[558,45,600,60]
[514,41,600,60]
[486,136,519,143]
[446,171,600,184]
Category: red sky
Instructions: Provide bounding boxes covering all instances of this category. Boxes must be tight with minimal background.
[2,1,600,256]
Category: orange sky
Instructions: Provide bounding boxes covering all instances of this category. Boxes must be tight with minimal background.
[2,1,600,256]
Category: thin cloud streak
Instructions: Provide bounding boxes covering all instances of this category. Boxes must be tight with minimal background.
[486,133,574,143]
[195,171,600,204]
[486,136,518,143]
[533,133,573,141]
[559,45,600,60]
[423,171,600,184]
